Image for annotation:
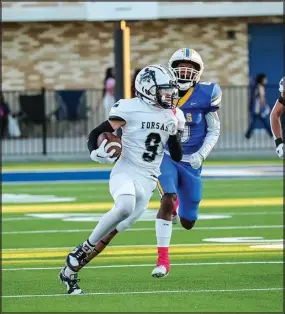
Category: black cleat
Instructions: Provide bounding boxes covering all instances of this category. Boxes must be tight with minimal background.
[66,241,97,272]
[59,267,83,295]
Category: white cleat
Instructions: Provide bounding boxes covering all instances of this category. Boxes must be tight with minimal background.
[59,267,83,295]
[151,265,169,278]
[171,214,180,225]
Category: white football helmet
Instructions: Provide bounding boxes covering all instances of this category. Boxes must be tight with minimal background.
[168,48,204,91]
[279,77,284,94]
[135,65,178,109]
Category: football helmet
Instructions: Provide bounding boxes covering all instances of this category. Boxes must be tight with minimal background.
[168,48,204,90]
[279,77,284,94]
[135,64,178,109]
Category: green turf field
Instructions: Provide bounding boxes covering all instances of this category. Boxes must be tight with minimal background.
[2,177,283,312]
[2,158,282,170]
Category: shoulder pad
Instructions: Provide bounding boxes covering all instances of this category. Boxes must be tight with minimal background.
[210,83,222,107]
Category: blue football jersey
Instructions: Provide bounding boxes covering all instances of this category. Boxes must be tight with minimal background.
[173,81,222,157]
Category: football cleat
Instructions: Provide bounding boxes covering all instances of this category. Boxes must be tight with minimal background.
[151,265,169,278]
[66,241,98,272]
[171,214,180,224]
[59,267,83,295]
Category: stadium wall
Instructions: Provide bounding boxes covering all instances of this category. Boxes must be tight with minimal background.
[2,16,282,91]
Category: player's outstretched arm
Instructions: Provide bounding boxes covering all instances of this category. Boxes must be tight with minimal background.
[189,111,220,169]
[200,111,220,158]
[270,95,285,158]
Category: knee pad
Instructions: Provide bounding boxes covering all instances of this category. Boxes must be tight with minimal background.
[114,194,136,219]
[117,203,145,232]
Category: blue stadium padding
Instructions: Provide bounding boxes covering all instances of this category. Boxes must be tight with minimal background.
[2,170,111,182]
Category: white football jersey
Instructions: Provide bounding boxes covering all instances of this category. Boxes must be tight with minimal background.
[109,97,178,177]
[279,77,284,93]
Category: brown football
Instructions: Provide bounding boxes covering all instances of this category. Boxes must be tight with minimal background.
[97,132,122,158]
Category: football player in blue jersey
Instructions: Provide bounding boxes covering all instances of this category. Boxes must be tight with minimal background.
[151,48,222,278]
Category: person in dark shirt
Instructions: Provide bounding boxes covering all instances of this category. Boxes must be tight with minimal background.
[245,73,272,139]
[0,93,11,138]
[270,77,284,158]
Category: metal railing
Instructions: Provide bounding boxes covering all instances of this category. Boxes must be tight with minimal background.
[1,86,278,157]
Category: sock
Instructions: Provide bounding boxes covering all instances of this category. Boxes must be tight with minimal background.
[155,218,172,269]
[64,266,77,279]
[157,247,170,270]
[156,218,172,247]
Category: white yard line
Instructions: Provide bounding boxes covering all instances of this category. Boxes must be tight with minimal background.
[2,225,283,235]
[224,211,283,216]
[2,261,283,271]
[2,211,283,222]
[2,288,283,299]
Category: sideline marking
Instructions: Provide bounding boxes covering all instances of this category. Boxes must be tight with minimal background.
[2,197,282,213]
[2,243,283,259]
[2,225,283,235]
[3,261,283,271]
[2,288,283,299]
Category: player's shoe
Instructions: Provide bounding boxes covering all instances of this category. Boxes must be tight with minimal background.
[152,247,170,278]
[151,265,169,278]
[171,214,180,224]
[59,267,83,295]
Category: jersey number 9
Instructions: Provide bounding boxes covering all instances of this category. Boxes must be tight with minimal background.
[142,133,161,162]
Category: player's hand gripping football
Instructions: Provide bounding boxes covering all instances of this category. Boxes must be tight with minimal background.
[276,143,283,159]
[90,139,117,164]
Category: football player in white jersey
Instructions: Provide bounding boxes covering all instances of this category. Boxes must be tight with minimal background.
[270,77,284,158]
[59,64,186,295]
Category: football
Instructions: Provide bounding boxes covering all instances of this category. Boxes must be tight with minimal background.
[97,132,122,158]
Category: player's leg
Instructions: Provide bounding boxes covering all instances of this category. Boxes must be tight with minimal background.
[116,177,157,231]
[245,114,258,139]
[177,163,202,230]
[152,154,178,278]
[59,172,136,295]
[172,197,180,224]
[84,175,157,259]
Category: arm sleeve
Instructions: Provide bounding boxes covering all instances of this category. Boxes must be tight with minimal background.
[87,120,114,153]
[198,111,220,160]
[208,84,222,112]
[278,96,285,106]
[167,131,183,162]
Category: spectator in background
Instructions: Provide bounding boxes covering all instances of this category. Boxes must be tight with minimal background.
[0,92,11,138]
[245,73,272,139]
[102,67,115,120]
[131,68,142,98]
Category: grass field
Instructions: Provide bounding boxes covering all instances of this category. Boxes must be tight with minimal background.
[2,158,282,170]
[2,173,284,312]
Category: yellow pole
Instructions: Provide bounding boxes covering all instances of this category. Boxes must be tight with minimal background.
[121,20,131,99]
